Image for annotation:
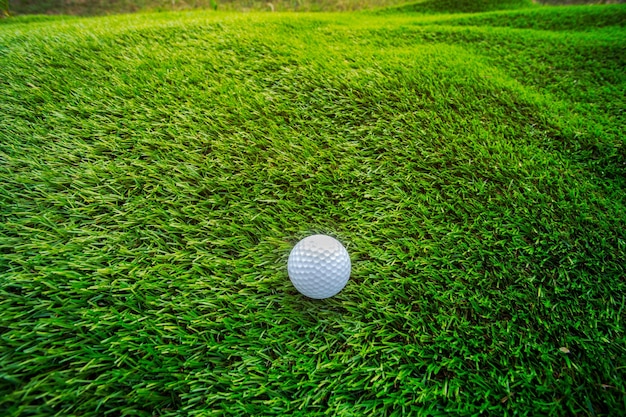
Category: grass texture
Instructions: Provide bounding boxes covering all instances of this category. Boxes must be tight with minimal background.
[6,0,407,14]
[5,0,616,15]
[1,3,626,416]
[388,0,535,14]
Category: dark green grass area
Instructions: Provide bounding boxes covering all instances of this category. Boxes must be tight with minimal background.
[4,0,407,15]
[386,0,535,14]
[434,4,626,30]
[1,4,625,417]
[5,0,620,15]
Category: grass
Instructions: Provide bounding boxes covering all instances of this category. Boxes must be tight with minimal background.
[386,0,536,13]
[6,0,407,14]
[1,1,625,416]
[5,0,620,14]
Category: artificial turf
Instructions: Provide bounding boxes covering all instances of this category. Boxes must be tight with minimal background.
[1,2,625,416]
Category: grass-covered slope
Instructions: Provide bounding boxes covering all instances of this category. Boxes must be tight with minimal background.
[386,0,535,14]
[438,3,626,30]
[6,0,406,15]
[1,5,625,417]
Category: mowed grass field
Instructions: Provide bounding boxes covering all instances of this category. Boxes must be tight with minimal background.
[1,1,625,415]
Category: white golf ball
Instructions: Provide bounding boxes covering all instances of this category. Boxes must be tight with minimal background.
[287,234,351,299]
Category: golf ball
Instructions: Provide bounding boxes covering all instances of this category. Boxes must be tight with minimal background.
[287,234,351,299]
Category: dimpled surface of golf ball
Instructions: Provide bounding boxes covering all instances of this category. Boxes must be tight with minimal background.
[287,234,351,299]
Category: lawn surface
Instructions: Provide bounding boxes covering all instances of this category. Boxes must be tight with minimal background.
[1,2,625,416]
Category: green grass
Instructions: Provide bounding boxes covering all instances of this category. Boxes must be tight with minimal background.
[430,4,626,30]
[5,0,618,15]
[385,0,536,14]
[6,0,409,14]
[1,2,625,416]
